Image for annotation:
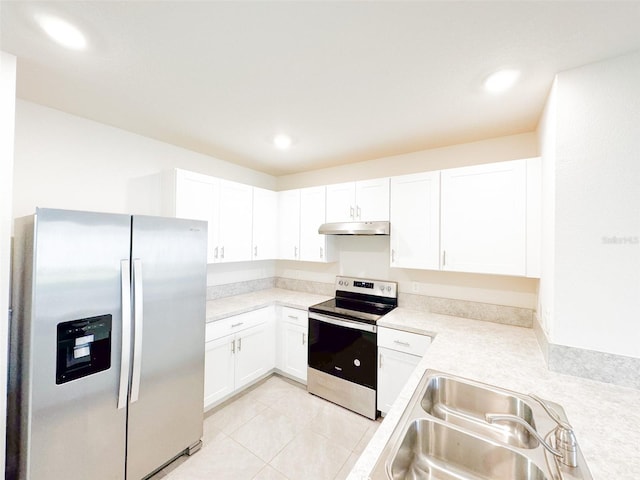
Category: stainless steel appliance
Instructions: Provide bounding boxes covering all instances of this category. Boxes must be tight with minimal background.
[307,276,397,419]
[7,208,208,480]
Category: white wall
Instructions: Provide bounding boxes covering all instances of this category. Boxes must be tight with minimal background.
[278,235,538,308]
[277,132,540,309]
[0,50,17,477]
[536,78,558,336]
[542,51,640,358]
[277,132,537,190]
[12,100,277,219]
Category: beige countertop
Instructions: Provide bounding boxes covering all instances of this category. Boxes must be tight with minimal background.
[205,288,331,322]
[350,308,640,480]
[206,289,640,479]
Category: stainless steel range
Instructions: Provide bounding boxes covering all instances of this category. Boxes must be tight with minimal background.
[307,276,398,419]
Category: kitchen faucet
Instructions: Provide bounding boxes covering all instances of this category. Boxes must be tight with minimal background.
[485,393,578,468]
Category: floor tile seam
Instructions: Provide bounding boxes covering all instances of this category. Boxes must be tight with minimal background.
[266,460,293,480]
[348,422,372,455]
[224,434,269,472]
[228,414,298,464]
[222,400,271,436]
[251,464,289,480]
[331,453,356,480]
[307,421,363,454]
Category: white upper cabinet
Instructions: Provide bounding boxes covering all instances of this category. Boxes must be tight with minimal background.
[390,171,440,270]
[168,170,252,264]
[325,178,390,223]
[217,179,253,263]
[252,187,278,260]
[278,189,300,260]
[299,186,335,263]
[440,159,527,276]
[171,169,220,263]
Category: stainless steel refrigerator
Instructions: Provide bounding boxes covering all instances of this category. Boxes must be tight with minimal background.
[7,208,208,480]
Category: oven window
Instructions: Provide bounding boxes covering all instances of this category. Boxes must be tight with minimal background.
[308,317,377,389]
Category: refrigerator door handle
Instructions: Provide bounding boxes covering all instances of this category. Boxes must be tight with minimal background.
[131,258,144,404]
[118,259,132,409]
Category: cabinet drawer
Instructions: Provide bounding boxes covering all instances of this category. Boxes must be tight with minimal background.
[378,326,431,357]
[206,307,269,342]
[281,306,307,327]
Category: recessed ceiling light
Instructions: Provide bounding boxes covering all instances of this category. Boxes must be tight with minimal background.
[36,14,87,50]
[484,69,520,94]
[273,134,293,150]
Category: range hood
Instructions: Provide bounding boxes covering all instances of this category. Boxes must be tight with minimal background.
[318,221,390,235]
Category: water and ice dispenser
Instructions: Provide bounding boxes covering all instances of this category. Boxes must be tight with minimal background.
[56,314,112,384]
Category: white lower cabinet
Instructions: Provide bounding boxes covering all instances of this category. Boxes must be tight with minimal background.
[204,307,275,410]
[277,306,308,383]
[377,326,431,416]
[204,334,235,407]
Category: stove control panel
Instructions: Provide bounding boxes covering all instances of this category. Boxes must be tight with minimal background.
[335,276,397,299]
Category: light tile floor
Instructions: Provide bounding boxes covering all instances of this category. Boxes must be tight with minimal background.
[149,375,381,480]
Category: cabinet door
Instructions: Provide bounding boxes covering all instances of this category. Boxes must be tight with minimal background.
[204,335,235,409]
[377,347,420,415]
[355,178,390,221]
[441,160,526,275]
[174,170,219,263]
[325,182,356,223]
[390,171,440,269]
[282,322,308,383]
[278,189,300,260]
[252,187,278,260]
[218,180,253,263]
[299,186,330,262]
[235,323,270,390]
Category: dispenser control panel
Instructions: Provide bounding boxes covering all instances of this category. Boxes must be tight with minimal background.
[56,314,112,384]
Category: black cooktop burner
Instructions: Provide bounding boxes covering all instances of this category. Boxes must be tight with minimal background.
[309,297,396,325]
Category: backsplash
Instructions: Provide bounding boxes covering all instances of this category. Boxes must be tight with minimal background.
[534,316,640,390]
[206,277,275,300]
[207,277,534,328]
[399,293,533,328]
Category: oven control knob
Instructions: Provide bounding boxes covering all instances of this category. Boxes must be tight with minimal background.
[379,286,384,292]
[387,286,392,292]
[354,359,361,367]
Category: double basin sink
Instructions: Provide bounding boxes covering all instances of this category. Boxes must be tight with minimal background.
[371,370,592,480]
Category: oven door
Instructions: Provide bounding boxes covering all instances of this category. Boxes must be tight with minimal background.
[308,311,377,389]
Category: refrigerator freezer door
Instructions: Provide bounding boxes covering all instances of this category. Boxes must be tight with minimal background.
[13,208,131,480]
[126,215,207,479]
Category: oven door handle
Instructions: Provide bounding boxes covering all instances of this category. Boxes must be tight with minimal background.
[308,312,377,333]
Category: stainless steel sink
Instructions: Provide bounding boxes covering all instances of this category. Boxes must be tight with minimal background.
[421,374,538,449]
[371,370,593,480]
[388,418,548,480]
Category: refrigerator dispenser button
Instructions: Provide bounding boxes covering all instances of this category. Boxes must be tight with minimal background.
[75,334,94,346]
[73,346,90,358]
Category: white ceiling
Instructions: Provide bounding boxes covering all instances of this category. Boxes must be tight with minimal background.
[2,1,640,176]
